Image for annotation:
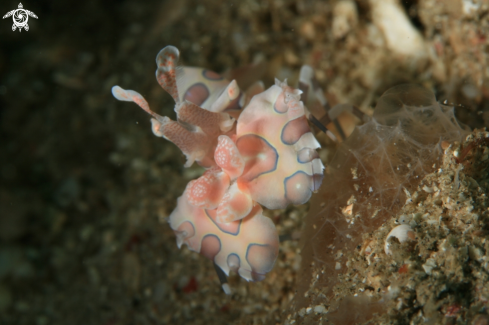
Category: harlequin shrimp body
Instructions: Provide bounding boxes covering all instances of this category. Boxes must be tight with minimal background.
[112,46,361,293]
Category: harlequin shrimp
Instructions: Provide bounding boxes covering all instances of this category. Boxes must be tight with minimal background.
[112,45,363,294]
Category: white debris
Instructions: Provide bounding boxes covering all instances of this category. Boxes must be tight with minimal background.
[462,0,480,16]
[314,304,328,314]
[384,224,416,255]
[369,0,427,60]
[222,283,231,295]
[422,258,437,275]
[332,0,358,39]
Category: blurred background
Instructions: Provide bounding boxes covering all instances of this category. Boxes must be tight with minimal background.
[0,0,488,324]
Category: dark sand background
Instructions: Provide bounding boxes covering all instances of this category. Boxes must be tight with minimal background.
[1,0,488,324]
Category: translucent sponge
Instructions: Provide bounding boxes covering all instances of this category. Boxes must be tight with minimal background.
[294,84,469,322]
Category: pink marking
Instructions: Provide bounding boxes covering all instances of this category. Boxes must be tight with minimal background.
[281,116,310,145]
[200,235,221,260]
[297,148,320,163]
[246,243,278,281]
[183,83,210,106]
[214,135,244,181]
[216,182,252,223]
[228,84,237,98]
[284,172,312,205]
[227,254,240,271]
[186,167,230,209]
[273,91,288,113]
[236,135,277,182]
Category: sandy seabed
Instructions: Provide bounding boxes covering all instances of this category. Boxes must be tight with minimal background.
[1,0,489,324]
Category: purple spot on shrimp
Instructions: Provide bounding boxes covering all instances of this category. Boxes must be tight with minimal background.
[202,69,224,81]
[246,243,277,282]
[201,234,221,260]
[297,148,320,163]
[227,253,240,271]
[281,116,311,145]
[183,83,210,106]
[284,171,312,205]
[273,91,288,113]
